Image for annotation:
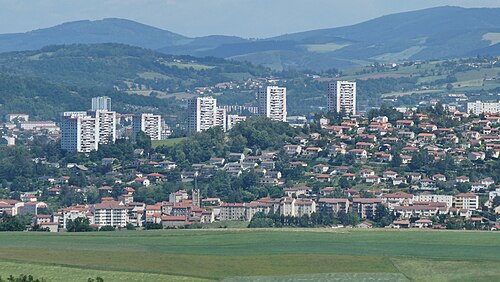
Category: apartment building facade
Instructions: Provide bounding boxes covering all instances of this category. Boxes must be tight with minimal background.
[187,96,227,132]
[133,113,162,140]
[60,111,99,153]
[258,86,287,122]
[328,81,357,115]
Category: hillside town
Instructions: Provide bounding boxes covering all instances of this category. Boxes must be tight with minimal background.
[1,82,500,233]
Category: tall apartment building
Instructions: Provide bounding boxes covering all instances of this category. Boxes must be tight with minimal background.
[227,115,247,130]
[187,96,226,132]
[466,101,500,115]
[328,81,357,115]
[60,112,99,153]
[91,96,112,111]
[89,110,116,144]
[133,114,162,140]
[258,86,287,122]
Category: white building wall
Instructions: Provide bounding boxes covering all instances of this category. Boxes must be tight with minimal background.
[328,81,356,115]
[258,86,287,122]
[133,114,162,140]
[467,101,500,115]
[188,97,226,132]
[61,112,98,153]
[227,115,247,130]
[91,96,112,111]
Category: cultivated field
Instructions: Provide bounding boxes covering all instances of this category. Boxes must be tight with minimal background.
[0,229,498,281]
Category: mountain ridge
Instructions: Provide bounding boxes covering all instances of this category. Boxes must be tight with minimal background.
[0,6,499,70]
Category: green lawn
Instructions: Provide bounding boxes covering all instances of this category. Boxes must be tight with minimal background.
[0,229,498,281]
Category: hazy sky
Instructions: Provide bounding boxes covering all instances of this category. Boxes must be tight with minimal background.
[0,0,498,38]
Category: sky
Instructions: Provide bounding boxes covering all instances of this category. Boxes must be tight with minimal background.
[0,0,499,38]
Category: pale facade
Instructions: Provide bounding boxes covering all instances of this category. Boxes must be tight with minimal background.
[227,115,247,130]
[91,96,112,111]
[133,113,162,140]
[467,101,500,115]
[61,112,98,153]
[258,86,287,122]
[187,96,227,132]
[328,81,357,115]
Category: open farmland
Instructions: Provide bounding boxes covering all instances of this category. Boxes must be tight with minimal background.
[0,229,498,281]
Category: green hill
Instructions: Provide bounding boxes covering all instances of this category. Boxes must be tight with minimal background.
[0,7,498,70]
[0,44,272,119]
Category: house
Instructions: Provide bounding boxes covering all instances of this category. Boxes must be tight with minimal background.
[414,218,433,228]
[134,177,150,187]
[418,178,437,190]
[169,190,189,203]
[19,201,47,215]
[471,182,488,192]
[360,169,375,178]
[432,174,447,182]
[101,158,116,166]
[396,120,415,128]
[320,187,337,197]
[392,177,407,186]
[145,204,162,224]
[356,221,373,228]
[348,149,368,159]
[201,198,221,206]
[283,186,311,197]
[342,173,356,181]
[456,176,470,183]
[159,160,177,170]
[0,200,22,215]
[39,222,59,232]
[417,133,436,142]
[382,171,398,179]
[289,161,307,169]
[315,174,332,183]
[481,178,495,187]
[392,220,411,228]
[260,161,276,170]
[118,194,134,205]
[228,153,245,162]
[407,173,422,182]
[365,175,381,184]
[161,216,189,228]
[303,147,322,156]
[468,152,486,161]
[313,164,329,173]
[47,187,61,196]
[333,166,350,174]
[284,145,302,156]
[209,157,225,166]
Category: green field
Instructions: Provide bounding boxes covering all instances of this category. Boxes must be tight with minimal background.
[152,137,188,148]
[162,61,216,70]
[0,229,498,281]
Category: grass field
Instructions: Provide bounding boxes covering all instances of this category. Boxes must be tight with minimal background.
[162,62,216,70]
[152,137,188,148]
[0,229,498,281]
